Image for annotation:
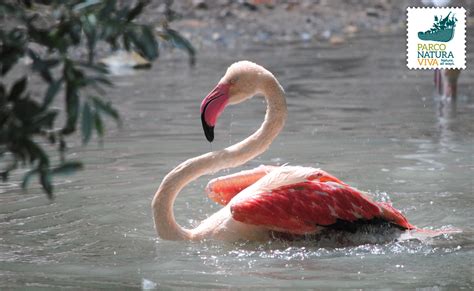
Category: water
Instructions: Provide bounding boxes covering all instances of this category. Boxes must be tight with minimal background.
[1,33,473,288]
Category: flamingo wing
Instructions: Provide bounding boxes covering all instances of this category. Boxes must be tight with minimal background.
[206,165,347,206]
[206,165,277,205]
[230,180,414,235]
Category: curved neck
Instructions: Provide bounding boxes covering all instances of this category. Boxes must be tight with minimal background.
[152,79,287,240]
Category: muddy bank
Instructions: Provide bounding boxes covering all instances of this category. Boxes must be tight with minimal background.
[144,0,474,52]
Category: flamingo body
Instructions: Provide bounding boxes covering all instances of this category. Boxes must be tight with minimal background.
[189,165,414,241]
[226,166,413,235]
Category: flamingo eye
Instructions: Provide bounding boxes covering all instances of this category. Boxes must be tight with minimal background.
[229,77,239,85]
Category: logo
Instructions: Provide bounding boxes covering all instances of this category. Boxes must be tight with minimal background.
[418,12,457,42]
[407,7,466,69]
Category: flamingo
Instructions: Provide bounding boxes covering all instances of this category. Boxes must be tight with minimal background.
[434,69,461,99]
[152,61,421,242]
[422,0,462,99]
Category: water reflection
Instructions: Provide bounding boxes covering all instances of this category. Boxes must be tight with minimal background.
[1,34,473,288]
[435,96,457,152]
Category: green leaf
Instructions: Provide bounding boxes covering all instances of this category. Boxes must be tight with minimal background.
[0,160,17,182]
[13,98,42,124]
[1,30,26,54]
[42,79,62,110]
[81,102,92,144]
[51,161,83,175]
[77,62,108,74]
[91,95,120,123]
[73,0,102,11]
[27,23,55,49]
[64,59,75,81]
[21,0,32,8]
[126,1,147,22]
[1,60,15,76]
[0,37,25,75]
[164,29,195,65]
[116,5,130,20]
[69,20,82,45]
[141,26,158,60]
[122,31,131,51]
[47,132,56,144]
[9,76,27,101]
[31,110,58,129]
[22,168,38,189]
[0,83,5,104]
[89,76,113,87]
[59,138,67,158]
[22,138,48,164]
[0,3,21,15]
[82,14,98,64]
[39,169,53,198]
[127,27,158,61]
[28,50,58,83]
[62,75,80,135]
[0,171,8,182]
[0,108,10,126]
[43,59,60,68]
[94,111,104,137]
[98,0,116,18]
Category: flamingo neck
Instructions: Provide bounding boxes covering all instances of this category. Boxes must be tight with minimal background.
[152,77,287,240]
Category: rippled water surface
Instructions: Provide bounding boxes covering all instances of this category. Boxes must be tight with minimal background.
[1,34,473,289]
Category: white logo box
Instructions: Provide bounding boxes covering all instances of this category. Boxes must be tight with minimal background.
[407,7,466,69]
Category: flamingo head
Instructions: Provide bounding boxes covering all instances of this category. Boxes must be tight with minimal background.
[200,61,267,142]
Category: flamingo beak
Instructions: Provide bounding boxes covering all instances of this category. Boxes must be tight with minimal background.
[200,83,231,142]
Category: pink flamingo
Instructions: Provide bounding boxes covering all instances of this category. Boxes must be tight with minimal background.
[152,61,424,241]
[434,69,461,99]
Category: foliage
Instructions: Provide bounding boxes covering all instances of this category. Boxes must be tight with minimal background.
[0,0,195,198]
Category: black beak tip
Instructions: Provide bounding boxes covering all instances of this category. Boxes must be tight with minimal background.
[204,126,214,142]
[201,113,214,142]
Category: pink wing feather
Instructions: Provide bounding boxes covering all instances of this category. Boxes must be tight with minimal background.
[230,181,414,235]
[206,165,277,205]
[206,166,347,206]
